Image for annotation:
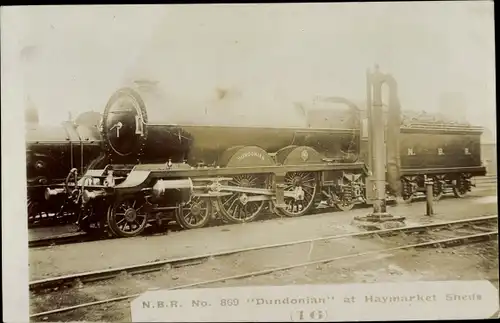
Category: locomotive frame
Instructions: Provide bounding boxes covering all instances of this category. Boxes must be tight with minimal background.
[62,158,369,237]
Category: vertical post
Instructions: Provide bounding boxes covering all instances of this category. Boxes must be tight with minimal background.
[425,177,434,216]
[366,69,373,171]
[370,69,388,217]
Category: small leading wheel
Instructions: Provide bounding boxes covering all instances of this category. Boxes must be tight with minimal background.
[106,195,148,238]
[175,196,212,230]
[274,172,318,217]
[217,174,269,224]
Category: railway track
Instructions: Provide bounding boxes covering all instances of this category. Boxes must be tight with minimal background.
[474,175,497,185]
[28,232,95,248]
[30,214,498,319]
[28,214,75,229]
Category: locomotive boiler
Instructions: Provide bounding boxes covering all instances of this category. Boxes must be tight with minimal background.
[26,110,105,225]
[101,81,361,166]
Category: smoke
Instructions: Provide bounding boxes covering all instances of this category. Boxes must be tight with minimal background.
[16,3,495,131]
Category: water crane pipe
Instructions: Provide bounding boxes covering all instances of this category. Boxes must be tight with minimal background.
[367,65,403,216]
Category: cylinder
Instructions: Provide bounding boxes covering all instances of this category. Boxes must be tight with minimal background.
[82,189,107,204]
[152,179,194,197]
[44,187,65,200]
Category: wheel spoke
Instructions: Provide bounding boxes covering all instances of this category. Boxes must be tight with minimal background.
[234,204,242,219]
[301,177,316,183]
[193,211,203,221]
[218,174,268,223]
[303,190,313,198]
[228,197,239,212]
[222,194,238,207]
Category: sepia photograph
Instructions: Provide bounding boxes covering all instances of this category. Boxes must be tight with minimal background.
[1,2,498,322]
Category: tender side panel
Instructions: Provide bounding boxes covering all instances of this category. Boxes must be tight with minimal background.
[400,130,482,170]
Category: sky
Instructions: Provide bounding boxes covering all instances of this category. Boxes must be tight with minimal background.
[12,2,496,133]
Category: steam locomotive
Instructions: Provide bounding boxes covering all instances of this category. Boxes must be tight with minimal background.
[26,109,105,225]
[43,72,486,237]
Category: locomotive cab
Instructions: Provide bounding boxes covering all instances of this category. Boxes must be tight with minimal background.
[103,89,146,157]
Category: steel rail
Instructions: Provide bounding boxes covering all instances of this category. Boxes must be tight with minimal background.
[475,176,497,184]
[29,215,497,291]
[28,232,91,248]
[30,229,498,319]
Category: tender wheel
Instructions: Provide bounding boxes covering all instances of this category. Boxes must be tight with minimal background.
[432,179,444,201]
[402,193,414,203]
[335,199,355,212]
[274,172,318,217]
[217,174,269,223]
[106,195,148,238]
[453,182,469,198]
[175,196,212,229]
[401,179,415,204]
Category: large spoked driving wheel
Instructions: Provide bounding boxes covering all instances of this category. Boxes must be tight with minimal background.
[175,196,212,230]
[106,195,148,238]
[217,174,269,224]
[274,172,318,217]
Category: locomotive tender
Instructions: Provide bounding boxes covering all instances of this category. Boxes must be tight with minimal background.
[54,71,486,238]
